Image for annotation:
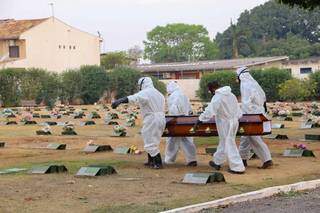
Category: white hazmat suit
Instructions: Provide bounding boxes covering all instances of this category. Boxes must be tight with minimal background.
[237,67,272,164]
[199,86,245,172]
[165,81,197,164]
[128,77,166,157]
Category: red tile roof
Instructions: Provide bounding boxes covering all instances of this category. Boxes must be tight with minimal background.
[0,18,48,40]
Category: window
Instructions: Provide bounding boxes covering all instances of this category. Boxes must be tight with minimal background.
[59,45,61,49]
[63,45,65,49]
[69,45,72,50]
[9,46,19,58]
[73,46,76,50]
[300,67,312,74]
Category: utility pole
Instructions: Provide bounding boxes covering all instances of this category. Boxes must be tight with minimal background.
[49,3,55,18]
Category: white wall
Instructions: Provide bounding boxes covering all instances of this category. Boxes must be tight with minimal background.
[282,62,320,79]
[161,79,200,101]
[3,17,101,72]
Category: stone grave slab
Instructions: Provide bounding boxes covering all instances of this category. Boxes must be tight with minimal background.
[272,123,284,129]
[291,112,303,117]
[264,134,288,140]
[46,121,57,126]
[300,123,313,129]
[76,165,116,177]
[182,172,225,185]
[24,121,37,125]
[0,168,27,175]
[47,143,66,150]
[284,117,293,121]
[283,149,304,157]
[113,147,130,154]
[305,134,320,141]
[0,142,5,148]
[83,144,113,153]
[40,115,51,119]
[30,165,68,174]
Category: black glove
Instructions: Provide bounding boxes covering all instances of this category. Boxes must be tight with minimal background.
[263,101,268,113]
[111,97,129,109]
[193,119,202,131]
[189,111,194,115]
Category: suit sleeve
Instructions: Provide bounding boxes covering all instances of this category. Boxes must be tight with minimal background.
[128,91,148,106]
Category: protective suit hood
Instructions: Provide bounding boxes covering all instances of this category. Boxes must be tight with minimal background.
[166,81,180,94]
[138,77,154,90]
[215,86,232,96]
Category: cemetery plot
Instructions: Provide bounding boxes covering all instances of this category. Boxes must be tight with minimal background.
[46,143,67,150]
[83,144,113,153]
[182,172,225,184]
[76,165,116,177]
[29,165,68,174]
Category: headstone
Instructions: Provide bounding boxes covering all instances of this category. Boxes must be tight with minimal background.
[6,121,17,125]
[0,142,5,148]
[36,130,52,135]
[47,143,66,150]
[32,113,40,118]
[302,150,316,157]
[113,147,130,154]
[291,112,303,117]
[182,172,225,185]
[24,120,37,125]
[30,165,68,174]
[283,149,304,157]
[76,165,116,177]
[0,168,27,175]
[205,147,217,155]
[83,121,96,126]
[264,134,288,140]
[40,115,51,119]
[46,121,57,126]
[83,144,113,153]
[305,134,320,141]
[284,117,293,121]
[106,121,119,125]
[300,123,313,129]
[272,123,284,129]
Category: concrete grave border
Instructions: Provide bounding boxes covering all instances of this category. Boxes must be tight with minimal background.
[161,179,320,213]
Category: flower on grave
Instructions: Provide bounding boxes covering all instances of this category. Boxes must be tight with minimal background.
[63,122,75,131]
[21,112,33,122]
[113,125,127,136]
[42,124,51,133]
[293,143,307,150]
[2,108,14,117]
[126,117,136,127]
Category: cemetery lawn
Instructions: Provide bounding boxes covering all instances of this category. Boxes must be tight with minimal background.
[0,105,320,213]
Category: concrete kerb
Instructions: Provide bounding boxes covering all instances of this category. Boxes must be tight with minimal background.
[161,179,320,213]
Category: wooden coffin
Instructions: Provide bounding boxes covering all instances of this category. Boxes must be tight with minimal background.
[162,114,271,137]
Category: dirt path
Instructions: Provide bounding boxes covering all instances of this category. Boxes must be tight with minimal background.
[212,188,320,213]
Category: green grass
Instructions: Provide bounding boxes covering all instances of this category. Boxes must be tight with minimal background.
[194,137,219,146]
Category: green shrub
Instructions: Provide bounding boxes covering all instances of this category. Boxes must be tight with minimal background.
[198,71,239,102]
[251,68,292,101]
[0,68,24,106]
[78,65,110,104]
[310,71,320,99]
[278,79,316,101]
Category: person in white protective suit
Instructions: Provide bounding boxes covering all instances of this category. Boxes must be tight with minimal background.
[236,67,273,169]
[112,77,166,169]
[195,81,245,174]
[165,81,197,166]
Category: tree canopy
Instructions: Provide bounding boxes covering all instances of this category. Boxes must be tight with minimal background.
[100,51,131,70]
[216,0,320,59]
[278,0,320,10]
[144,23,219,63]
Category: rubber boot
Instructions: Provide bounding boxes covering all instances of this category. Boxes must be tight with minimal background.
[209,161,221,170]
[242,159,248,167]
[144,153,153,167]
[259,160,273,169]
[152,153,163,169]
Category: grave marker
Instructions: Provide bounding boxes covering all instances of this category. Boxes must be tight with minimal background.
[283,149,304,157]
[47,143,66,150]
[83,144,113,153]
[76,165,116,177]
[113,147,130,154]
[305,134,320,141]
[205,147,217,155]
[30,165,68,174]
[0,142,5,148]
[272,123,284,129]
[182,172,225,185]
[300,123,313,129]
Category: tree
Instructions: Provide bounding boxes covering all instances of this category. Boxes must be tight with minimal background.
[100,51,131,70]
[310,71,320,99]
[278,78,316,101]
[128,45,143,62]
[197,71,239,102]
[0,68,23,106]
[278,0,320,10]
[251,68,292,101]
[78,65,110,104]
[61,69,82,103]
[144,23,219,63]
[216,1,320,59]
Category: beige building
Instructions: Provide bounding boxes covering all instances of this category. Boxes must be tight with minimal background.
[281,57,320,79]
[0,17,101,72]
[136,56,289,100]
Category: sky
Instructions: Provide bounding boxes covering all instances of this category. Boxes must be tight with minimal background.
[0,0,268,52]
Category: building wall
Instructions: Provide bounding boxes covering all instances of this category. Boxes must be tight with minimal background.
[1,17,101,72]
[161,79,200,101]
[281,61,320,79]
